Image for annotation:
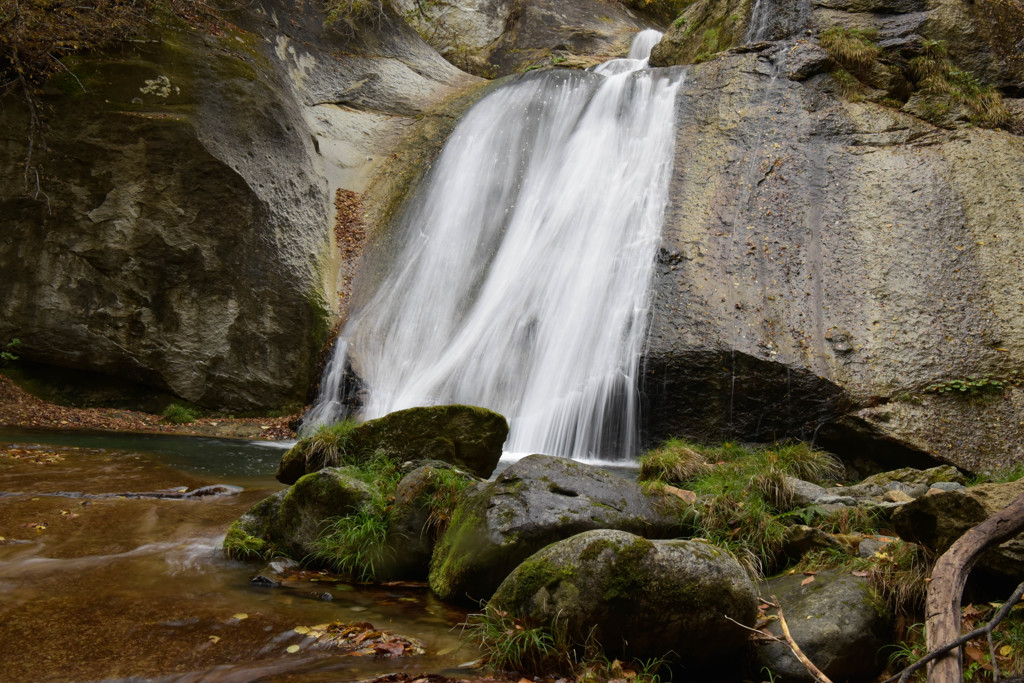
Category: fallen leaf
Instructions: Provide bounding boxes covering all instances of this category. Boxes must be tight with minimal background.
[374,640,406,656]
[208,635,220,643]
[1000,645,1013,657]
[801,575,815,586]
[232,613,248,620]
[852,570,870,577]
[293,626,310,635]
[286,644,300,653]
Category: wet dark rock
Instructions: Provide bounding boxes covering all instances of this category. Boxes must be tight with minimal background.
[782,524,845,559]
[428,454,692,604]
[249,574,281,588]
[278,405,508,484]
[378,463,478,581]
[756,569,892,682]
[490,529,757,663]
[891,479,1024,582]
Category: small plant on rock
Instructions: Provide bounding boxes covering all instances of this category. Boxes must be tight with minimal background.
[463,607,567,674]
[820,26,880,76]
[311,452,403,581]
[422,467,472,539]
[161,403,200,424]
[639,437,712,484]
[298,419,361,471]
[1,338,20,365]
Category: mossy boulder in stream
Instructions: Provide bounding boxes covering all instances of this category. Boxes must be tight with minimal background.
[223,469,372,561]
[489,529,757,663]
[278,405,508,484]
[428,454,694,604]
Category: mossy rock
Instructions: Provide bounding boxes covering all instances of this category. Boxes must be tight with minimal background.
[489,529,757,663]
[378,463,478,581]
[350,405,508,475]
[275,469,374,558]
[279,405,508,484]
[859,465,964,489]
[428,454,693,605]
[222,490,287,560]
[756,569,892,682]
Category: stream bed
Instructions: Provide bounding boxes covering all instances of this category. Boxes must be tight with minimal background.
[0,428,476,682]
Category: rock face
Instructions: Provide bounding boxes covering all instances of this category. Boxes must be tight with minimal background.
[642,29,1024,470]
[277,404,508,484]
[0,0,476,410]
[429,454,692,604]
[490,529,757,663]
[756,569,891,682]
[393,0,650,76]
[891,479,1024,582]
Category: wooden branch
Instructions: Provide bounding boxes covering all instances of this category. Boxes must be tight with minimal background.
[773,596,835,683]
[925,491,1024,682]
[883,580,1024,683]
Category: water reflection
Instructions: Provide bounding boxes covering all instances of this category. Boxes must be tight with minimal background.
[0,432,474,682]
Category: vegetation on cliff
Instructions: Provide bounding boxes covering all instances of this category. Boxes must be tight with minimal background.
[0,0,216,186]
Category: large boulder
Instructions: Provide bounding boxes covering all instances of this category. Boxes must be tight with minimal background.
[428,454,692,604]
[490,529,757,663]
[756,569,892,682]
[350,405,508,475]
[891,479,1024,582]
[278,404,508,484]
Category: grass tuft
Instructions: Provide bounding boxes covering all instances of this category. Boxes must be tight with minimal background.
[820,26,880,75]
[310,452,403,581]
[422,467,472,539]
[463,607,567,674]
[299,419,362,471]
[161,403,200,424]
[639,438,712,484]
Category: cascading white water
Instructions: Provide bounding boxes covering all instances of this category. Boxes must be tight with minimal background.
[305,30,683,461]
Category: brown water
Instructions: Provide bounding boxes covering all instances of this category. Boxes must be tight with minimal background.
[0,431,477,682]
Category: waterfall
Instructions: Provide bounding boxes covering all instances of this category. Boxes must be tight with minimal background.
[304,30,683,462]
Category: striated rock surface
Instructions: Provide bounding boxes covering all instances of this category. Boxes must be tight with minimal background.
[642,35,1024,471]
[0,0,477,411]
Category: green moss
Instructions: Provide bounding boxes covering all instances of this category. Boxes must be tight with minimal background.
[429,489,491,599]
[579,538,617,563]
[223,520,282,561]
[600,537,656,601]
[502,556,576,608]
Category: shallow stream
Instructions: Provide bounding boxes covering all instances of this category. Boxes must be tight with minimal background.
[0,428,475,682]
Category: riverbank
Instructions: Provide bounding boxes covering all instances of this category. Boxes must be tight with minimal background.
[0,375,297,440]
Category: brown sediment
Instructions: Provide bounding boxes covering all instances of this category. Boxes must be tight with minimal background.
[0,375,296,440]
